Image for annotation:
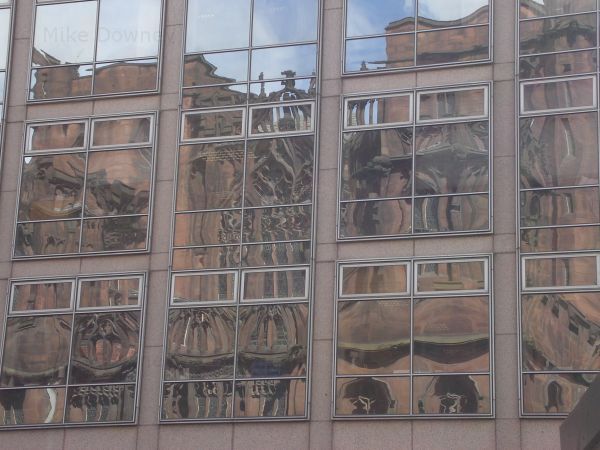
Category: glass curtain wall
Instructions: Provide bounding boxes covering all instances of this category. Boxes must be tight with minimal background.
[160,0,320,422]
[0,0,12,152]
[518,0,600,416]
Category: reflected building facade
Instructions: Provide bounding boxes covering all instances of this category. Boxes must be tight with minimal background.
[0,1,12,155]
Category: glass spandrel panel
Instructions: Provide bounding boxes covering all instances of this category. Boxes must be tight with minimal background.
[337,300,410,375]
[65,384,135,423]
[341,263,409,296]
[520,187,600,227]
[33,2,97,66]
[11,282,73,313]
[183,84,248,110]
[172,273,236,304]
[96,0,161,61]
[251,44,317,80]
[415,121,489,196]
[336,377,410,416]
[346,0,415,37]
[172,246,241,271]
[520,112,599,189]
[29,65,94,100]
[522,373,596,414]
[92,59,158,95]
[18,153,86,221]
[416,260,486,293]
[177,143,244,211]
[521,226,600,253]
[15,220,81,257]
[522,77,596,113]
[27,122,86,152]
[244,136,314,207]
[252,0,318,46]
[522,293,600,371]
[520,50,597,80]
[345,95,412,128]
[340,199,412,238]
[183,51,249,87]
[79,277,141,309]
[236,304,308,377]
[234,379,306,418]
[0,9,10,70]
[416,26,489,66]
[341,128,413,201]
[165,307,236,380]
[80,216,148,253]
[248,78,316,104]
[414,194,489,234]
[0,315,72,387]
[162,381,233,420]
[417,0,489,29]
[183,110,244,141]
[92,117,152,147]
[242,205,312,243]
[250,103,313,135]
[186,0,250,53]
[174,210,242,247]
[524,256,598,288]
[413,297,490,373]
[520,14,597,56]
[69,312,140,384]
[345,35,415,73]
[84,149,152,217]
[520,0,597,18]
[413,375,491,415]
[0,388,66,426]
[242,269,308,301]
[242,241,311,267]
[418,87,486,122]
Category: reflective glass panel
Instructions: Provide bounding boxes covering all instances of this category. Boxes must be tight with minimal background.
[521,226,600,253]
[346,95,413,128]
[416,260,486,293]
[336,376,410,416]
[413,375,491,414]
[30,65,94,100]
[242,241,311,267]
[172,273,236,304]
[520,187,600,227]
[520,50,597,79]
[250,103,313,135]
[80,216,149,253]
[183,51,248,87]
[418,87,486,122]
[12,282,73,313]
[0,388,66,426]
[79,278,141,309]
[183,110,244,141]
[27,122,86,152]
[522,77,596,113]
[346,0,415,37]
[417,0,489,28]
[251,44,317,80]
[162,381,233,420]
[234,379,306,418]
[243,205,312,243]
[252,0,318,46]
[174,210,242,247]
[340,264,409,296]
[242,269,308,301]
[524,256,598,288]
[0,9,9,70]
[520,0,597,18]
[172,246,242,271]
[94,59,159,95]
[15,220,81,257]
[340,199,412,238]
[249,78,316,104]
[413,194,489,233]
[337,300,410,375]
[92,117,152,147]
[345,35,415,72]
[520,14,597,56]
[416,26,489,66]
[522,373,595,414]
[65,384,135,423]
[183,84,248,110]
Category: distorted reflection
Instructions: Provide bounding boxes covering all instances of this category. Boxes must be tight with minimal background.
[520,187,600,227]
[413,194,489,233]
[345,34,415,72]
[418,87,486,121]
[66,384,135,423]
[252,0,318,46]
[416,26,489,66]
[520,49,597,79]
[28,122,86,152]
[242,205,312,242]
[174,210,242,247]
[183,110,245,141]
[418,0,488,27]
[249,78,316,104]
[242,241,311,267]
[251,44,317,80]
[79,278,141,309]
[234,379,306,417]
[80,216,148,253]
[15,220,81,257]
[341,263,409,296]
[413,375,491,414]
[520,0,597,18]
[172,273,237,304]
[250,103,313,135]
[183,51,249,87]
[524,256,597,288]
[336,377,410,415]
[522,372,595,414]
[11,282,73,312]
[183,84,248,109]
[172,246,242,271]
[242,269,307,301]
[340,199,412,237]
[416,260,486,293]
[29,65,94,100]
[522,77,596,113]
[346,95,412,127]
[346,0,414,37]
[0,388,65,426]
[520,13,597,56]
[162,381,233,420]
[521,226,600,253]
[92,117,152,147]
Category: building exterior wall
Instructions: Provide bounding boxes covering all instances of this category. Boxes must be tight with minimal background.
[0,0,573,448]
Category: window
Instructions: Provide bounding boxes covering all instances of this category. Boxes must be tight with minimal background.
[15,113,156,258]
[0,274,146,427]
[0,1,12,151]
[335,256,493,417]
[340,84,491,239]
[160,0,320,422]
[343,0,491,74]
[518,3,600,416]
[29,0,163,101]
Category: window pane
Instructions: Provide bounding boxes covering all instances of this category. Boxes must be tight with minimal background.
[183,110,244,141]
[172,246,241,270]
[242,205,312,243]
[520,187,600,227]
[522,293,600,371]
[18,154,85,221]
[234,379,306,418]
[520,14,597,55]
[1,315,72,387]
[520,112,599,189]
[418,0,489,29]
[84,149,152,217]
[520,50,597,79]
[345,35,415,72]
[340,199,412,238]
[416,260,486,293]
[416,26,489,66]
[165,308,236,380]
[79,277,141,308]
[346,0,414,37]
[69,312,140,384]
[346,95,412,128]
[250,103,313,135]
[337,300,410,375]
[414,194,489,233]
[162,381,234,420]
[340,263,409,296]
[30,65,93,100]
[80,216,148,253]
[520,0,597,18]
[0,388,66,426]
[12,282,73,312]
[15,220,81,257]
[242,241,311,267]
[172,273,236,304]
[96,0,161,60]
[251,44,317,80]
[183,84,248,110]
[65,384,135,423]
[415,121,489,195]
[341,128,413,201]
[93,59,158,95]
[522,77,596,113]
[413,297,489,373]
[242,269,308,301]
[174,210,242,247]
[521,226,600,253]
[244,136,314,207]
[249,78,316,104]
[413,375,491,415]
[27,122,86,152]
[183,51,248,87]
[0,9,9,70]
[92,117,152,147]
[524,256,598,288]
[186,0,250,52]
[236,304,308,377]
[33,2,97,65]
[418,87,486,121]
[176,143,244,211]
[252,0,318,46]
[522,373,595,414]
[336,377,410,416]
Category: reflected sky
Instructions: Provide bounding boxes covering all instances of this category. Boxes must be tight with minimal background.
[418,0,487,21]
[347,0,414,37]
[253,0,318,45]
[0,8,9,70]
[251,44,317,80]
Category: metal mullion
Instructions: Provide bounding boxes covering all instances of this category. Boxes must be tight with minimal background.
[346,29,417,42]
[522,370,600,375]
[520,223,600,231]
[413,0,418,67]
[90,0,101,95]
[409,261,415,416]
[519,9,598,23]
[411,93,417,236]
[520,183,600,192]
[61,283,79,425]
